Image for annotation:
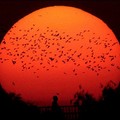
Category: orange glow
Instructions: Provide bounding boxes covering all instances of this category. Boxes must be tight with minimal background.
[0,6,120,106]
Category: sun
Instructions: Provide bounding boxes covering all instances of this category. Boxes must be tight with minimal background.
[0,6,120,106]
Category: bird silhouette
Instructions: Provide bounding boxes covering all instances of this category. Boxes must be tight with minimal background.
[0,25,120,79]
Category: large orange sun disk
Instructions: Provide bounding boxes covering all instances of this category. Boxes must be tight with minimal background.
[0,6,120,106]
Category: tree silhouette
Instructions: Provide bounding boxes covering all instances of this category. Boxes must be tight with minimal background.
[0,84,41,120]
[0,81,120,120]
[72,82,120,120]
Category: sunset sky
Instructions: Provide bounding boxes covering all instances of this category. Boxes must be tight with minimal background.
[0,0,120,43]
[0,0,120,106]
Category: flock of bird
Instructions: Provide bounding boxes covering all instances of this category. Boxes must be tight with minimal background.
[0,23,120,79]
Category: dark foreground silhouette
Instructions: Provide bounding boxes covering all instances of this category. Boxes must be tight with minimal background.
[73,83,120,120]
[41,96,65,120]
[52,96,64,120]
[0,82,120,120]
